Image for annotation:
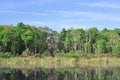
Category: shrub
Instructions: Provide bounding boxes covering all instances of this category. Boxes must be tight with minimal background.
[43,50,49,56]
[64,51,80,58]
[0,52,12,58]
[22,48,30,56]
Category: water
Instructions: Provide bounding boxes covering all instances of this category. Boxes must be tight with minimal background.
[0,67,120,80]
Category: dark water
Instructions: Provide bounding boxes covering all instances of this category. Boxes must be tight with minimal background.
[0,67,120,80]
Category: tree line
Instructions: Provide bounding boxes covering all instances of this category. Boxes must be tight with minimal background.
[0,22,120,56]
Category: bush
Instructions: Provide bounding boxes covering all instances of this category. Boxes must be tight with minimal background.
[54,50,65,57]
[0,52,12,58]
[22,48,30,56]
[64,51,80,58]
[43,50,49,56]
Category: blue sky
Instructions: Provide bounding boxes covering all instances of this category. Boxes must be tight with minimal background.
[0,0,120,31]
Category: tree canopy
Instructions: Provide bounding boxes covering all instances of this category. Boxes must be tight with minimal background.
[0,22,120,56]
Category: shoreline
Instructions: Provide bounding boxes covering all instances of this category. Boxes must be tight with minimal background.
[0,56,120,69]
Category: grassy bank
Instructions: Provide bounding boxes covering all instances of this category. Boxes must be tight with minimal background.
[0,55,120,69]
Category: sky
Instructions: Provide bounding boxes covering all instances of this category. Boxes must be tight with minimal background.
[0,0,120,31]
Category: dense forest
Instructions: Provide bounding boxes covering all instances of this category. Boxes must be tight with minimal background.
[0,22,120,56]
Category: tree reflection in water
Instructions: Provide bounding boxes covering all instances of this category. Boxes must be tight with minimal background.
[0,67,120,80]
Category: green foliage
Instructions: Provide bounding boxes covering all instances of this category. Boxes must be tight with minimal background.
[64,51,80,58]
[0,23,120,57]
[96,39,107,53]
[0,52,12,58]
[43,50,49,56]
[21,30,33,44]
[22,48,30,56]
[113,41,120,54]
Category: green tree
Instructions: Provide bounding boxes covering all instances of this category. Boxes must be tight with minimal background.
[21,30,33,49]
[14,22,26,54]
[0,29,13,52]
[70,29,85,52]
[58,28,67,53]
[85,27,98,53]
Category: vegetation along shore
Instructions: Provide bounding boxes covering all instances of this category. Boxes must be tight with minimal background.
[0,22,120,68]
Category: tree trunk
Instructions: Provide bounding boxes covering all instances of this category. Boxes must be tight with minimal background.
[74,43,77,52]
[25,44,28,49]
[34,47,37,54]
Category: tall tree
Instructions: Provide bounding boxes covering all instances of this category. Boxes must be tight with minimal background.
[85,27,98,53]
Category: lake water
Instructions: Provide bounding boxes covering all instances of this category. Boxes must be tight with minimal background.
[0,67,120,80]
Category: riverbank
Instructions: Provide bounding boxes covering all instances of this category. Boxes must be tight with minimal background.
[0,55,120,69]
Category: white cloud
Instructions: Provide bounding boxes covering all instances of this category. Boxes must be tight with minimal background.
[76,1,120,9]
[0,0,58,9]
[49,10,92,17]
[0,10,47,16]
[49,10,120,22]
[22,9,120,31]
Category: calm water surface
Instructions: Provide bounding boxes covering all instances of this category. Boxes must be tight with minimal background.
[0,67,120,80]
